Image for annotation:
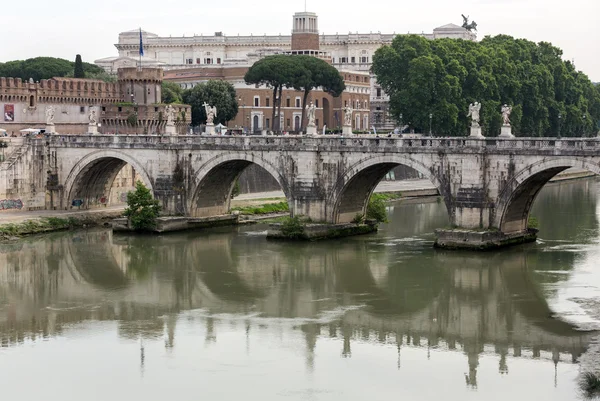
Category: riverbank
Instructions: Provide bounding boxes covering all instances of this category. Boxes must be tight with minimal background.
[0,209,122,241]
[1,170,596,239]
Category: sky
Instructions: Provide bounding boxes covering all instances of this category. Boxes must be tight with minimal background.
[2,0,599,81]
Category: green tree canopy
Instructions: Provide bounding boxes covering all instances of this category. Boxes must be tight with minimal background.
[372,35,600,137]
[0,57,107,82]
[289,55,346,131]
[124,181,161,232]
[244,55,345,132]
[245,55,298,132]
[182,80,239,126]
[162,81,184,104]
[74,54,85,78]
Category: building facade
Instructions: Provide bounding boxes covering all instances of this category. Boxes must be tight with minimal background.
[96,13,476,131]
[0,68,191,136]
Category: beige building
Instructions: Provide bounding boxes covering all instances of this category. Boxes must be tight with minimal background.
[0,68,191,136]
[96,12,476,131]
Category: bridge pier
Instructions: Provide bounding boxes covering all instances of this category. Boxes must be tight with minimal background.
[6,135,600,250]
[434,228,537,250]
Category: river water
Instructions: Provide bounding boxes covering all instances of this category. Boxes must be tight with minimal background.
[1,179,600,401]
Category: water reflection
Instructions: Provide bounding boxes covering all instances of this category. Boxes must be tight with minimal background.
[1,179,600,399]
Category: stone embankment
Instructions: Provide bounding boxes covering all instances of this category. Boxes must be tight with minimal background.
[0,169,596,239]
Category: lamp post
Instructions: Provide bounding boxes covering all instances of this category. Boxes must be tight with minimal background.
[558,113,562,139]
[429,113,433,136]
[582,114,587,137]
[239,97,246,134]
[399,113,403,134]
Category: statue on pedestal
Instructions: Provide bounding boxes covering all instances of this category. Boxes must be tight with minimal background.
[45,105,55,125]
[88,109,97,125]
[203,102,217,125]
[306,101,316,126]
[501,104,512,126]
[467,102,481,127]
[343,105,353,126]
[165,105,175,125]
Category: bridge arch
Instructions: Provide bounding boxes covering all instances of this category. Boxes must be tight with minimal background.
[494,157,600,233]
[329,155,447,224]
[62,150,153,210]
[189,153,290,218]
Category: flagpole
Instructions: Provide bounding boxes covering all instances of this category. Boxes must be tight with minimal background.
[139,27,143,70]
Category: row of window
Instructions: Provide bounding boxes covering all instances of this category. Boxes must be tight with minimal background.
[334,56,369,64]
[247,114,369,131]
[244,96,369,110]
[185,58,222,65]
[247,97,324,108]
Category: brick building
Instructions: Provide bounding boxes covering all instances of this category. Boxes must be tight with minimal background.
[97,11,476,131]
[162,11,371,133]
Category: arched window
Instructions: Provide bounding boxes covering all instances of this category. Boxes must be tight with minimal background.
[29,95,35,108]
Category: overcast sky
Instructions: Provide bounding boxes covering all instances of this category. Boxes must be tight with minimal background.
[3,0,599,81]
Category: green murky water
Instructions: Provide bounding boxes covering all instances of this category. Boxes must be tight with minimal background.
[1,179,599,401]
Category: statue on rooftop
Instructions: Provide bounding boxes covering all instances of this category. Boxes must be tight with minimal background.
[461,14,478,31]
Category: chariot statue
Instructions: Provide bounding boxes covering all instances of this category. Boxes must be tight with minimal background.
[461,14,478,31]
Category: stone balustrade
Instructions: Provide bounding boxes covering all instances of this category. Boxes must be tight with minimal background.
[38,134,600,155]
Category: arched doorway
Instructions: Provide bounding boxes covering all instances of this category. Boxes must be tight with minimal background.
[253,115,260,133]
[294,116,301,133]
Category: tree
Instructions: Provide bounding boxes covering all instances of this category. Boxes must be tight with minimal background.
[182,80,238,126]
[162,81,184,104]
[289,55,346,132]
[74,54,85,78]
[372,34,600,137]
[245,55,297,132]
[0,57,108,82]
[124,181,161,231]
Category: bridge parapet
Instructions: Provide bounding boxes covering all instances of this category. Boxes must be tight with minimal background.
[41,135,600,155]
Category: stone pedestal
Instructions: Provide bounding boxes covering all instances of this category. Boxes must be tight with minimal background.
[342,125,353,136]
[305,124,317,136]
[205,123,215,135]
[499,125,514,138]
[45,124,55,134]
[165,123,176,135]
[88,124,98,134]
[469,125,484,138]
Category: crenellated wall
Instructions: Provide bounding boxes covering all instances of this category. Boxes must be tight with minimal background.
[0,68,188,135]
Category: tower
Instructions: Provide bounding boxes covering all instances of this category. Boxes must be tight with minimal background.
[117,67,163,105]
[291,11,320,52]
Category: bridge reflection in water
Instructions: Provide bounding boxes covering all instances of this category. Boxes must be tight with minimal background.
[0,223,595,387]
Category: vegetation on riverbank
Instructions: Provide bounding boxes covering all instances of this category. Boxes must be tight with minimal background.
[124,181,161,231]
[232,201,289,215]
[0,217,97,239]
[579,372,600,400]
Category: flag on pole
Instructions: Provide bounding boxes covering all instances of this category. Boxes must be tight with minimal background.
[139,28,144,57]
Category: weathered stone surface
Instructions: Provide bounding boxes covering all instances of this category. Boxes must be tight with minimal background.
[2,134,600,246]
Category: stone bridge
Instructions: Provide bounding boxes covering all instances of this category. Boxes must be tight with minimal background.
[3,134,600,246]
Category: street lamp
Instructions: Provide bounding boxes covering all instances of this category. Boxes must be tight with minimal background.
[582,114,587,137]
[399,113,403,134]
[239,97,246,134]
[429,113,433,136]
[558,113,562,139]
